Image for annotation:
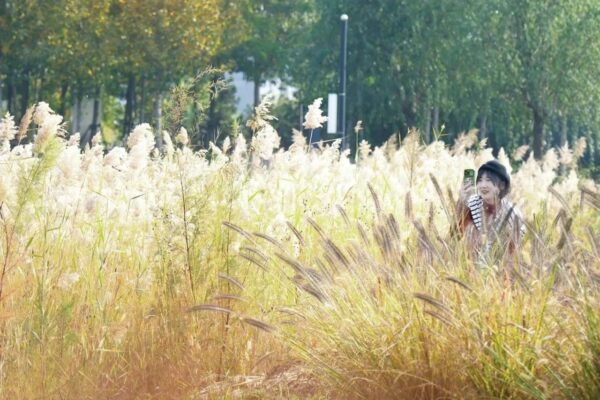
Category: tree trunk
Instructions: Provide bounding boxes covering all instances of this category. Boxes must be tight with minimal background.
[154,92,163,148]
[58,82,69,117]
[35,71,45,103]
[91,86,101,138]
[123,73,135,137]
[0,20,3,113]
[299,103,304,133]
[253,76,260,107]
[479,111,488,140]
[0,76,3,113]
[3,76,9,114]
[559,114,567,148]
[7,75,16,115]
[559,113,568,175]
[432,105,439,133]
[74,87,82,134]
[20,71,30,118]
[423,106,432,143]
[139,74,145,123]
[402,100,416,131]
[532,107,544,160]
[207,82,218,146]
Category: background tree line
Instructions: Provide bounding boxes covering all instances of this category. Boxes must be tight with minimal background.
[1,0,599,176]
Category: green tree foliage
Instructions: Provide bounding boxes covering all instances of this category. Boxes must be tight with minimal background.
[498,0,600,159]
[109,0,228,137]
[1,0,599,172]
[289,0,600,166]
[0,0,231,141]
[220,0,312,106]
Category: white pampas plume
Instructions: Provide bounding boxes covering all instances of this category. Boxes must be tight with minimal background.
[543,148,559,171]
[354,120,363,135]
[247,97,280,162]
[221,136,231,154]
[452,129,478,155]
[127,124,154,171]
[251,124,280,161]
[104,147,127,167]
[0,175,7,203]
[558,143,573,166]
[247,96,276,133]
[33,102,53,125]
[479,137,488,149]
[127,123,154,152]
[303,98,327,130]
[232,132,247,163]
[91,132,102,146]
[31,102,63,153]
[33,114,64,154]
[67,133,81,147]
[163,131,174,157]
[209,141,228,164]
[175,127,189,146]
[497,147,512,174]
[359,139,372,161]
[513,145,529,161]
[289,128,306,153]
[573,137,587,160]
[474,148,494,167]
[17,106,34,143]
[0,112,17,151]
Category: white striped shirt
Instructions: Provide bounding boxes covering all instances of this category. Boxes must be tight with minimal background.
[466,194,526,246]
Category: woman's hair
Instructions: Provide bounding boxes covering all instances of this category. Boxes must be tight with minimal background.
[477,169,509,198]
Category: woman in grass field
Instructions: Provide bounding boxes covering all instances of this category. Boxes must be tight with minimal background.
[457,160,526,264]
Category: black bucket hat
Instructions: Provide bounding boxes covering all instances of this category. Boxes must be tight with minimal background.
[477,160,510,196]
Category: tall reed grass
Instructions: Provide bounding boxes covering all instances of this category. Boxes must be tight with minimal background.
[0,102,597,399]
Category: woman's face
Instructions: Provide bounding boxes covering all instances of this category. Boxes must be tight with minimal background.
[477,172,501,206]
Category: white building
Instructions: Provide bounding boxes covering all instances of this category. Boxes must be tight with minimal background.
[227,72,297,116]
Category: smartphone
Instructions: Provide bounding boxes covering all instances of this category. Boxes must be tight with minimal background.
[463,168,475,185]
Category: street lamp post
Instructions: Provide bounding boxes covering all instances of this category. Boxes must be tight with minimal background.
[339,14,348,150]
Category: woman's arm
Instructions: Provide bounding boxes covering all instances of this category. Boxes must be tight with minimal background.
[454,180,475,235]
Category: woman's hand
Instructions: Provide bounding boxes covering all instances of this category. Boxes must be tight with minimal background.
[458,180,475,206]
[453,179,476,238]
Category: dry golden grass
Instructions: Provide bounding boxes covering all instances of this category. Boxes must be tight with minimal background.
[0,102,598,399]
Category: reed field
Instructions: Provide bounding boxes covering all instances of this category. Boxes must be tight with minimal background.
[0,100,599,399]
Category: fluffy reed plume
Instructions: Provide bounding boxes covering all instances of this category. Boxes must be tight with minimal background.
[163,130,175,157]
[32,103,64,154]
[573,137,587,160]
[0,112,17,151]
[353,120,363,135]
[513,144,530,161]
[303,98,327,130]
[175,126,189,146]
[17,106,34,143]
